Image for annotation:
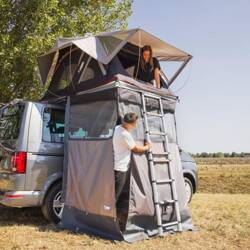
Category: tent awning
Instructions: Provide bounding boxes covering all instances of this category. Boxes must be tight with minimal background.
[38,28,192,85]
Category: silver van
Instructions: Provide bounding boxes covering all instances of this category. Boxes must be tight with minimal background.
[0,100,64,223]
[0,99,197,224]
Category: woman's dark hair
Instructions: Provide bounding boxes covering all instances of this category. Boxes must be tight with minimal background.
[140,45,153,71]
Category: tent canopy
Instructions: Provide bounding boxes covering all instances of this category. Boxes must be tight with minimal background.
[38,28,192,85]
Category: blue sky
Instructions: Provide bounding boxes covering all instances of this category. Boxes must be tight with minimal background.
[128,0,250,153]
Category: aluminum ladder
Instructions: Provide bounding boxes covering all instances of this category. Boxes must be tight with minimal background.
[141,93,182,236]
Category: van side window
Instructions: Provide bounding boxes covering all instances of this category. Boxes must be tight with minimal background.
[42,108,65,143]
[0,104,24,140]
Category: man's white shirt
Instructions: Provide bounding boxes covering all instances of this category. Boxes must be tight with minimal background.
[113,125,136,172]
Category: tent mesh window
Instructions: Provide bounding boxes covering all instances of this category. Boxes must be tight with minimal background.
[117,43,138,78]
[78,58,104,83]
[163,113,177,143]
[58,64,78,90]
[48,47,81,92]
[118,101,143,140]
[69,100,117,140]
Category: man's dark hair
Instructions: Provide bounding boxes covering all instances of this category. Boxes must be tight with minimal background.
[123,113,138,124]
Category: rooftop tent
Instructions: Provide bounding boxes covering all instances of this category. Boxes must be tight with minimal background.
[37,28,192,100]
[60,81,194,242]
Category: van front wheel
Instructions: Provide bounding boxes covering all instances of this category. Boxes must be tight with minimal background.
[41,182,64,224]
[184,177,193,205]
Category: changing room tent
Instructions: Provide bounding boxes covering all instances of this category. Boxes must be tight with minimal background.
[37,29,194,242]
[60,78,194,242]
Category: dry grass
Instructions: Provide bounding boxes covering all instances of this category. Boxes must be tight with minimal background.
[0,193,249,250]
[198,164,250,194]
[0,161,249,249]
[195,157,250,165]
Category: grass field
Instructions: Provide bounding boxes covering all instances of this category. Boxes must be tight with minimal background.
[0,159,249,250]
[195,157,250,165]
[198,164,250,194]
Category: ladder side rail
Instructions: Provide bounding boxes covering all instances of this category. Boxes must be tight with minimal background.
[159,98,182,232]
[141,93,164,236]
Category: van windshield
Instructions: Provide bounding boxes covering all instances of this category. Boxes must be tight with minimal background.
[0,104,24,140]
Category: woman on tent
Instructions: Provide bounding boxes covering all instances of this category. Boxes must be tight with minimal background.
[133,45,161,88]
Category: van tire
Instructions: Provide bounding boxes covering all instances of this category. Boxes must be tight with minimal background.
[41,182,63,224]
[184,177,193,204]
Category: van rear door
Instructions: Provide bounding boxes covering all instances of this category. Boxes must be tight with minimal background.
[0,102,26,190]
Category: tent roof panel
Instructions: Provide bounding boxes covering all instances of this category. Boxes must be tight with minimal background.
[38,28,192,85]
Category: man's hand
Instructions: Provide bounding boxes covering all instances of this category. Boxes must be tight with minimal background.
[144,141,151,151]
[131,141,151,153]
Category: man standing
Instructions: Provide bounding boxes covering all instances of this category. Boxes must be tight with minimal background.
[113,112,151,202]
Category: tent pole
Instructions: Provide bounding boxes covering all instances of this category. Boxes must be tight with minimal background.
[62,96,70,203]
[70,55,91,93]
[167,56,192,87]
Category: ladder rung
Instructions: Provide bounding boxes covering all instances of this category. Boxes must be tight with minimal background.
[153,159,170,164]
[146,112,163,117]
[159,200,177,205]
[162,221,179,228]
[149,131,166,136]
[156,179,174,184]
[152,152,170,156]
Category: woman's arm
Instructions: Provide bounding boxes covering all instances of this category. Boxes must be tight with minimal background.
[154,68,161,88]
[153,58,161,88]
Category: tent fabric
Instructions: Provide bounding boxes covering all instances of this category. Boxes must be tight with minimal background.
[118,86,176,114]
[122,144,194,242]
[118,100,193,241]
[61,206,123,240]
[59,85,194,242]
[114,74,177,98]
[42,73,177,103]
[60,96,121,239]
[38,28,192,85]
[66,139,116,217]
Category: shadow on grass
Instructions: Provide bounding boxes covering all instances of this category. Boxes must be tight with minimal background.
[0,205,103,237]
[0,204,60,232]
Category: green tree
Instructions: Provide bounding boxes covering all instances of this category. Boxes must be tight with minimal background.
[0,0,132,102]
